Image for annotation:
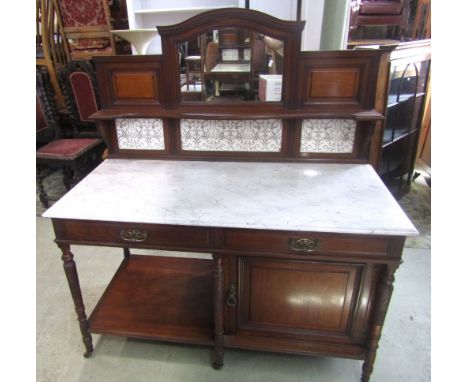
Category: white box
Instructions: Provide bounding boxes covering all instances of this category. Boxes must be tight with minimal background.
[259,75,283,102]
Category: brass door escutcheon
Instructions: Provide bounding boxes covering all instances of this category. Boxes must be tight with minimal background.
[289,238,320,252]
[226,283,237,307]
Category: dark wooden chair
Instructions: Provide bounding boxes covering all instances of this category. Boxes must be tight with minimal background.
[58,60,101,137]
[349,0,411,40]
[36,67,105,208]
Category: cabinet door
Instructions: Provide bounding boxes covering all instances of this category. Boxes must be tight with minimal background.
[236,257,365,342]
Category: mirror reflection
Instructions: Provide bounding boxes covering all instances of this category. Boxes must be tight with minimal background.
[178,28,284,102]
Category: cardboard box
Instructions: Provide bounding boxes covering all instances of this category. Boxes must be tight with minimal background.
[259,75,283,101]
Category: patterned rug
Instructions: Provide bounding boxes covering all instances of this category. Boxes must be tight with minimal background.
[37,168,431,250]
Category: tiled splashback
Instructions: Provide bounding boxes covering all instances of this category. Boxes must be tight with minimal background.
[300,119,356,153]
[114,118,356,154]
[116,118,165,150]
[180,119,282,152]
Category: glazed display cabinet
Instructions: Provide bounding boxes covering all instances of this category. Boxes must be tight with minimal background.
[378,40,431,189]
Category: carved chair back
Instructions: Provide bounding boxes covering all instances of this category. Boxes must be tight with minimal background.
[36,66,63,146]
[59,60,100,137]
[59,60,101,137]
[56,0,115,60]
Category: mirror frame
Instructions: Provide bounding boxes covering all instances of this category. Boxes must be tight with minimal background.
[157,8,305,109]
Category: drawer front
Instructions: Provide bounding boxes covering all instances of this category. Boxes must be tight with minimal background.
[53,219,210,249]
[223,229,390,256]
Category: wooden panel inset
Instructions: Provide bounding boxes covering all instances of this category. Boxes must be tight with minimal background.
[308,68,359,99]
[113,72,157,100]
[239,258,361,334]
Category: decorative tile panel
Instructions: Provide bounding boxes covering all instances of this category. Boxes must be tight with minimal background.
[116,118,165,150]
[180,119,282,152]
[300,119,356,153]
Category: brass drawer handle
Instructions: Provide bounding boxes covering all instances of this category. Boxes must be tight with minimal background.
[120,229,148,243]
[289,238,320,252]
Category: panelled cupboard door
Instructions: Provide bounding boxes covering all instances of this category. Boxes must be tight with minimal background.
[236,257,370,343]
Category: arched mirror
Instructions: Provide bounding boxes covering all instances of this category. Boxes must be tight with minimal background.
[157,8,304,107]
[178,28,285,102]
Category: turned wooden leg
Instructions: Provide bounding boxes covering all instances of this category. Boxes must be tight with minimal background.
[212,254,224,369]
[58,243,94,357]
[36,166,49,208]
[361,265,399,382]
[62,166,73,190]
[123,248,131,258]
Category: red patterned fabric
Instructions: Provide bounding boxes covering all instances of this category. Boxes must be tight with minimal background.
[70,72,98,122]
[37,139,101,159]
[69,45,114,59]
[58,0,107,27]
[68,38,111,50]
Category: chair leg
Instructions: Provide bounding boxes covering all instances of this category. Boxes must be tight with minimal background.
[36,166,49,208]
[62,166,73,190]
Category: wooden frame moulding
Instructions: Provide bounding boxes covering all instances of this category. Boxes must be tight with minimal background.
[156,8,305,109]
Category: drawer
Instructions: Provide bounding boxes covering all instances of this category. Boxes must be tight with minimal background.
[222,229,390,256]
[52,219,211,249]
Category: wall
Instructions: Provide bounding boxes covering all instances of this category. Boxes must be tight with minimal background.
[319,0,350,50]
[126,0,332,53]
[300,0,325,51]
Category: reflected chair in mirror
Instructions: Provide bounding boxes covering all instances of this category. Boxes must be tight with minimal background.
[56,0,115,60]
[36,67,105,208]
[59,60,101,138]
[349,0,411,41]
[184,55,202,91]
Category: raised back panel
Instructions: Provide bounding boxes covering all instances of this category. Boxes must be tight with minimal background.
[308,68,360,99]
[300,50,383,109]
[94,56,163,108]
[113,72,158,100]
[91,10,386,166]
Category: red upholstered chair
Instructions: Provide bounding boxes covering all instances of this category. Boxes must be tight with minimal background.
[59,60,101,137]
[349,0,411,40]
[36,67,105,208]
[56,0,115,60]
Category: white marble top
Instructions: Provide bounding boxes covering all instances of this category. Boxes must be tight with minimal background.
[211,63,250,72]
[43,159,418,236]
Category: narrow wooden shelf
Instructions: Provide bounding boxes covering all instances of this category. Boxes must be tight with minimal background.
[91,107,384,121]
[88,255,214,345]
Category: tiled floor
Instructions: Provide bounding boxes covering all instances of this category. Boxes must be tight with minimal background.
[36,167,431,382]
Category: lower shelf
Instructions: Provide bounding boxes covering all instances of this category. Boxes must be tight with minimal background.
[88,255,214,345]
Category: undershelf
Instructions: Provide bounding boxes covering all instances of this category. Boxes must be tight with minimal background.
[88,255,214,345]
